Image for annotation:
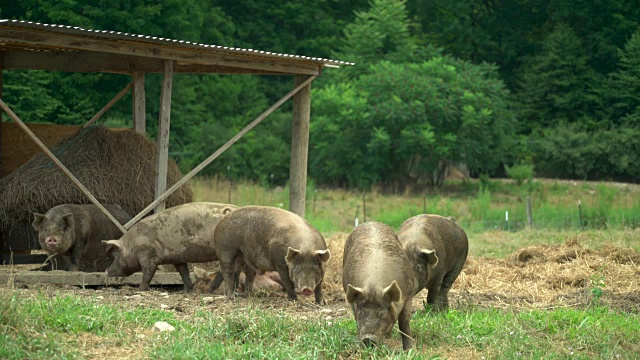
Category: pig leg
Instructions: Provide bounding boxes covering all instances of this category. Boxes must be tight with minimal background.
[220,257,238,299]
[139,264,158,291]
[399,297,414,351]
[426,282,442,310]
[174,263,193,291]
[438,267,462,309]
[243,267,257,294]
[275,264,298,301]
[314,280,325,305]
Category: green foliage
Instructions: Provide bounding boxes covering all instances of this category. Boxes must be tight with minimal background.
[532,124,640,181]
[311,57,514,189]
[589,268,606,306]
[516,23,604,132]
[608,31,640,127]
[3,0,640,184]
[505,162,535,186]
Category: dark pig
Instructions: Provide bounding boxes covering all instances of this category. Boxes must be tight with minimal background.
[343,222,415,350]
[32,204,132,272]
[214,206,330,304]
[397,214,468,310]
[102,202,237,291]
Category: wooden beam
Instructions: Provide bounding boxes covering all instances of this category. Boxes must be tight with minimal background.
[0,99,127,234]
[289,75,312,218]
[124,75,318,229]
[1,50,301,74]
[132,72,146,135]
[83,81,132,128]
[0,270,192,287]
[0,30,321,75]
[154,60,173,214]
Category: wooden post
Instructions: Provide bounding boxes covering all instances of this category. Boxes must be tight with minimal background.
[155,60,173,214]
[362,192,367,223]
[0,100,126,233]
[132,72,146,135]
[526,196,533,228]
[289,75,311,218]
[0,52,3,178]
[124,75,316,229]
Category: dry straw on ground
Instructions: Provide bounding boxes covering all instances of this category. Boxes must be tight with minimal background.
[0,125,192,227]
[450,235,640,312]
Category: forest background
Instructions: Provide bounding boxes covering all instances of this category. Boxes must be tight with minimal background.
[2,0,639,189]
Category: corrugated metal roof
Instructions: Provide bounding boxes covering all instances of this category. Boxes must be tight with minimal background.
[0,19,354,67]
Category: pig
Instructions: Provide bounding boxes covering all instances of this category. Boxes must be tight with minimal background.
[343,222,415,350]
[397,214,469,310]
[102,202,237,291]
[214,205,330,304]
[32,204,132,272]
[192,265,284,294]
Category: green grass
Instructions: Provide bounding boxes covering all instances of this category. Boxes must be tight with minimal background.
[2,291,638,359]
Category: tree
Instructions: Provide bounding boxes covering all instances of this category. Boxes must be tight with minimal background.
[515,23,603,133]
[608,31,640,127]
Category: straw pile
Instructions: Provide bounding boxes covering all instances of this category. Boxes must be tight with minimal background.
[0,125,192,227]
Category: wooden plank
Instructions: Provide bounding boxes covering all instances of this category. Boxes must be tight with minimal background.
[155,60,173,214]
[132,72,146,135]
[124,75,318,229]
[1,50,299,74]
[0,270,191,287]
[83,82,132,128]
[0,30,321,75]
[0,254,48,265]
[289,75,312,218]
[0,99,127,234]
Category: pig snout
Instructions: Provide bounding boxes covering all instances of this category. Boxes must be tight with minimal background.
[361,335,378,347]
[298,286,314,296]
[45,236,59,247]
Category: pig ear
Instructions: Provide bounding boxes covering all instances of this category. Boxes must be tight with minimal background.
[346,284,364,304]
[285,247,301,264]
[32,213,45,231]
[221,206,235,215]
[193,265,207,279]
[61,213,74,230]
[102,239,123,256]
[315,249,331,263]
[383,280,402,303]
[418,249,439,267]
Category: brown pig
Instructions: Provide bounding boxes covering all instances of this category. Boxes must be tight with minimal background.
[102,202,237,291]
[343,222,415,350]
[214,206,330,304]
[32,204,132,272]
[192,265,284,294]
[397,214,468,310]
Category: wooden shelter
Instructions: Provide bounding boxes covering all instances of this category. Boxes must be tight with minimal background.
[0,19,353,247]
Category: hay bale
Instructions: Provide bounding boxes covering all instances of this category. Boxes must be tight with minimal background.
[0,125,192,230]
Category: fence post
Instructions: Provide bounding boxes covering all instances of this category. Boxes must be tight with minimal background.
[313,189,317,215]
[354,205,360,228]
[578,200,583,230]
[423,194,427,214]
[505,210,509,231]
[227,165,232,204]
[526,196,533,228]
[362,192,367,223]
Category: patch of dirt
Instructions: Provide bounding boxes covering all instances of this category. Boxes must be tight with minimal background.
[2,233,640,322]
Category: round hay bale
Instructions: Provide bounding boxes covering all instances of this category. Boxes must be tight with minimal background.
[0,125,192,229]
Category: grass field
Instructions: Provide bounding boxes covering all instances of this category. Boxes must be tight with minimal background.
[1,178,639,359]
